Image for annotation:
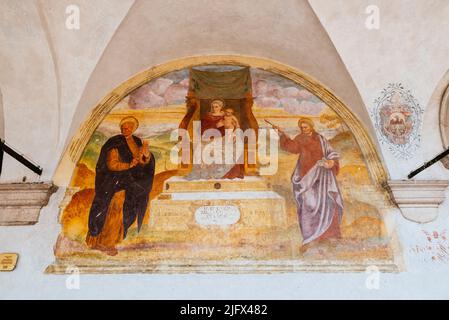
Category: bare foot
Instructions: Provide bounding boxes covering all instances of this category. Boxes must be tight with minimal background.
[105,247,118,256]
[91,244,118,256]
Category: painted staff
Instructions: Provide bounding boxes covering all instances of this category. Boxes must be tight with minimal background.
[264,119,284,134]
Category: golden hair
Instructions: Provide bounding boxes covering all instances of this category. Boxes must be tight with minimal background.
[119,116,139,133]
[298,117,315,130]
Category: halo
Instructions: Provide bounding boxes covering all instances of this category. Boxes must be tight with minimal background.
[298,117,315,129]
[119,116,139,133]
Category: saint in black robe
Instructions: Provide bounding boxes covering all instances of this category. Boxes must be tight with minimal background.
[87,134,155,239]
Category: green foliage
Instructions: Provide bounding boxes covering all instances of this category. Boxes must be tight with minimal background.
[80,131,108,170]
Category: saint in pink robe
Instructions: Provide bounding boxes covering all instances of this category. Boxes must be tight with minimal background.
[280,131,344,244]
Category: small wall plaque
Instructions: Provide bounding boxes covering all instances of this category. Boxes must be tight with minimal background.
[195,205,241,227]
[0,253,19,271]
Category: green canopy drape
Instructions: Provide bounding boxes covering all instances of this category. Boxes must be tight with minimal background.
[189,67,252,99]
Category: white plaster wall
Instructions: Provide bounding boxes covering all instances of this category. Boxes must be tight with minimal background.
[309,0,449,180]
[0,0,133,182]
[0,88,4,139]
[0,0,58,182]
[37,0,134,158]
[0,187,449,299]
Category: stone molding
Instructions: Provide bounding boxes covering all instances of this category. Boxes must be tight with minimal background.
[388,180,449,223]
[0,182,57,226]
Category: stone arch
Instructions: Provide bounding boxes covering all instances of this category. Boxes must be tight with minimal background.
[61,0,379,164]
[54,55,389,189]
[440,85,449,168]
[424,69,449,171]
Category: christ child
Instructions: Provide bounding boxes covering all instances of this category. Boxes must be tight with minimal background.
[219,108,240,142]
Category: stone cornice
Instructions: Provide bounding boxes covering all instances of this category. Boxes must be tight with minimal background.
[388,180,449,223]
[0,182,57,225]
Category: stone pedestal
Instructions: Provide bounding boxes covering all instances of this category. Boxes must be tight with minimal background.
[388,180,449,223]
[149,176,291,258]
[0,182,57,225]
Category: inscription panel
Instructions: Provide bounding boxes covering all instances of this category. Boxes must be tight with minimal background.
[195,205,241,226]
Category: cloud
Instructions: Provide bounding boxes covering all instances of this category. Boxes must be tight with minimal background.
[138,123,179,137]
[266,84,283,99]
[98,122,179,138]
[303,101,326,115]
[129,84,165,109]
[281,100,326,115]
[255,96,281,108]
[149,78,173,96]
[297,90,314,100]
[125,72,324,115]
[253,79,269,97]
[128,77,189,108]
[280,97,300,111]
[164,84,188,105]
[253,77,325,115]
[282,87,314,100]
[179,78,190,87]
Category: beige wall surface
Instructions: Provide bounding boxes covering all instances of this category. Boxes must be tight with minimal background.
[310,0,449,179]
[0,0,133,182]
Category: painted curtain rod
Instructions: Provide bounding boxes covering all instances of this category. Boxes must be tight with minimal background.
[0,139,43,176]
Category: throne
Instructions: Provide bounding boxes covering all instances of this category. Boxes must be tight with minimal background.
[148,66,291,259]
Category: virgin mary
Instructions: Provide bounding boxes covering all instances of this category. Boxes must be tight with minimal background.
[186,100,244,180]
[201,99,225,135]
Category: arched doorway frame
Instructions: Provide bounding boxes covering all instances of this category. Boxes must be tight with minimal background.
[440,85,449,168]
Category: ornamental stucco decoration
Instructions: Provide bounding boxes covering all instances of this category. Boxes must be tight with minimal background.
[372,83,423,159]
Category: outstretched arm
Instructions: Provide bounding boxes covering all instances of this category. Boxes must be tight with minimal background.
[264,119,301,153]
[279,133,301,154]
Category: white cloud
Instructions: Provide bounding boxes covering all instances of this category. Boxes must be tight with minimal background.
[282,87,314,100]
[129,84,165,108]
[253,79,269,97]
[280,97,300,111]
[164,84,188,105]
[149,78,173,96]
[255,96,281,108]
[179,78,190,87]
[278,98,327,115]
[125,72,324,115]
